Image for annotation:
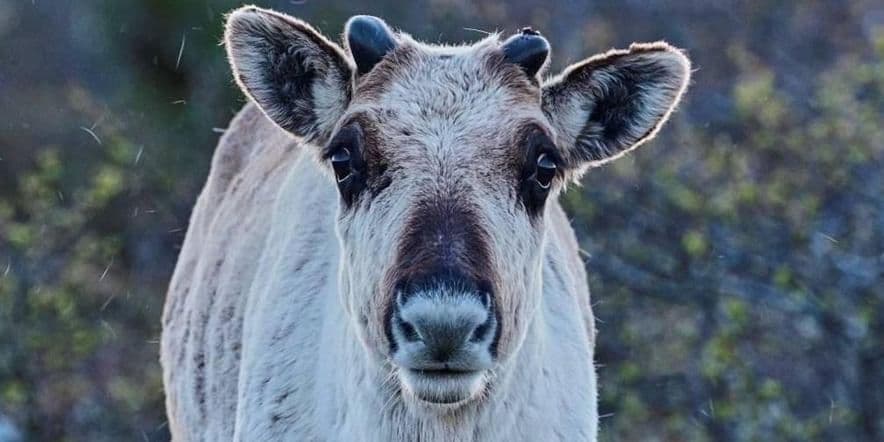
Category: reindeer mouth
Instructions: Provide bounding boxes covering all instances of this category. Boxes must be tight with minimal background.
[386,273,497,407]
[399,367,487,405]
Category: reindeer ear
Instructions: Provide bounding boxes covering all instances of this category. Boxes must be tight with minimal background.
[225,6,354,143]
[542,42,690,173]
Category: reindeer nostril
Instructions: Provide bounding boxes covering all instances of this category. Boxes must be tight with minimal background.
[470,313,494,343]
[469,291,494,343]
[390,280,498,362]
[397,317,422,343]
[478,291,491,309]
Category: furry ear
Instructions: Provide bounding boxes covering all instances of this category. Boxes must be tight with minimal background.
[225,6,354,143]
[542,42,690,172]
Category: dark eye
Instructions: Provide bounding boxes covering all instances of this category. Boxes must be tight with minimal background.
[325,123,367,207]
[330,147,352,182]
[519,127,558,216]
[535,153,557,189]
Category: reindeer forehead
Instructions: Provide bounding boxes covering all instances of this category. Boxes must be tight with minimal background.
[348,37,545,139]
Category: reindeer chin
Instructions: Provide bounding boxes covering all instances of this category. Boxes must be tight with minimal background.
[399,368,487,408]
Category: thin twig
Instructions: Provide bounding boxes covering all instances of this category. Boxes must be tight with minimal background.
[80,126,102,145]
[175,33,186,71]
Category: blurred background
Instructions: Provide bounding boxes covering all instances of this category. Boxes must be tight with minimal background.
[0,0,882,440]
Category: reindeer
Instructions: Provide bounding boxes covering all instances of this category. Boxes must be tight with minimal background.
[160,6,690,441]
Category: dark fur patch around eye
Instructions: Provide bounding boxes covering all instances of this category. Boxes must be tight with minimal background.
[368,161,392,198]
[514,125,559,218]
[324,116,392,207]
[324,123,365,207]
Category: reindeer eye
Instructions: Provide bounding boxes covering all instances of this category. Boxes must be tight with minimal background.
[330,148,352,182]
[535,153,556,189]
[519,127,558,217]
[326,123,368,207]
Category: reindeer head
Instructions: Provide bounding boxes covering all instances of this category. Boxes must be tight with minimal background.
[225,7,689,408]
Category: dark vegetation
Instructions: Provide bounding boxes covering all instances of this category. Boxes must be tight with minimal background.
[0,1,882,440]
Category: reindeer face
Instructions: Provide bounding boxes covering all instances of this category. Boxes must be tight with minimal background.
[329,41,555,406]
[225,8,690,408]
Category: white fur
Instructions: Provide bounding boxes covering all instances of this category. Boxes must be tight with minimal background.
[162,8,689,441]
[161,101,597,441]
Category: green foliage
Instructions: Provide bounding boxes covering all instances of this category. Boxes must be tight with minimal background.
[568,21,884,440]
